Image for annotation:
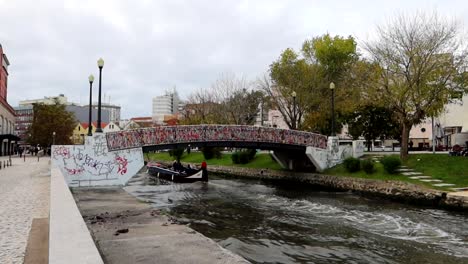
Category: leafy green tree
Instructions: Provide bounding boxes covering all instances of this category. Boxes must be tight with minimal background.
[225,89,264,125]
[364,13,468,159]
[302,34,358,81]
[267,48,324,130]
[27,102,76,146]
[346,105,401,151]
[266,34,360,131]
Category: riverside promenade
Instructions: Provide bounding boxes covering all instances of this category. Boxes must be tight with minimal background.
[0,156,50,264]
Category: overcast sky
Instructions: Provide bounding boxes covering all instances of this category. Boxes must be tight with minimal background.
[0,0,466,118]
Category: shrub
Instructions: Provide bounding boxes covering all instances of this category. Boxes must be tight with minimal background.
[343,157,360,172]
[239,152,250,164]
[361,159,375,174]
[168,147,184,161]
[247,149,257,160]
[214,147,223,159]
[381,156,401,174]
[232,149,257,164]
[231,152,240,164]
[201,147,222,160]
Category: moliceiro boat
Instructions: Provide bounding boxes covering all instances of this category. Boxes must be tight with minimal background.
[147,161,208,183]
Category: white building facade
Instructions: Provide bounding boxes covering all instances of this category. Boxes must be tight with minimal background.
[152,90,182,124]
[19,94,68,106]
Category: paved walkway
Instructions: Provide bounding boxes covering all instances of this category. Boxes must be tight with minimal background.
[0,156,50,264]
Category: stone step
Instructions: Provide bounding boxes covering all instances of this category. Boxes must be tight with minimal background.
[409,176,432,179]
[433,183,456,187]
[451,187,468,191]
[419,179,443,183]
[396,168,414,172]
[399,166,408,168]
[402,172,423,176]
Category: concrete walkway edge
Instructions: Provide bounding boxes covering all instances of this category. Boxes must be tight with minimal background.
[49,166,104,264]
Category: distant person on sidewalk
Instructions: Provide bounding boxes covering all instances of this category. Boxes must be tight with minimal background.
[19,147,23,158]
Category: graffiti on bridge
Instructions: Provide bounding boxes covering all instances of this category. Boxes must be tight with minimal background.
[106,125,328,151]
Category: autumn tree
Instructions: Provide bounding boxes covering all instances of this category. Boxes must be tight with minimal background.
[180,88,222,124]
[181,73,264,125]
[27,101,76,146]
[265,48,323,130]
[364,12,468,159]
[264,34,359,131]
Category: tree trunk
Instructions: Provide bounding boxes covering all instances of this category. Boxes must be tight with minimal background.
[400,122,411,160]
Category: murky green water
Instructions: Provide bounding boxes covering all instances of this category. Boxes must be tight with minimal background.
[125,174,468,264]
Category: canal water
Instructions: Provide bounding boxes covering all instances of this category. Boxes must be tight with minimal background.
[125,174,468,264]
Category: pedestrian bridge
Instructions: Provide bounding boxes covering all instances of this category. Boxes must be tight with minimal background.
[105,125,328,151]
[52,126,363,187]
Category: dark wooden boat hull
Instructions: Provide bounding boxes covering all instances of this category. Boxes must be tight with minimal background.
[147,164,208,183]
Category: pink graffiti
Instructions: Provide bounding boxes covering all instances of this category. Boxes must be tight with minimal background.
[53,146,71,159]
[65,167,84,175]
[116,156,128,175]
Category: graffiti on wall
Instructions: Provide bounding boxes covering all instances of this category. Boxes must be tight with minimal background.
[52,134,144,187]
[106,125,328,151]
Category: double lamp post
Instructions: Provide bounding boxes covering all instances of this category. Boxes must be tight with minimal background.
[87,58,105,136]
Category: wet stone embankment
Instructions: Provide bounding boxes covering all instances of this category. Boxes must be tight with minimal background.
[158,161,468,210]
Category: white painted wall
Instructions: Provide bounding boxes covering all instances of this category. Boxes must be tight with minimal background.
[439,94,468,132]
[51,133,144,187]
[306,138,363,172]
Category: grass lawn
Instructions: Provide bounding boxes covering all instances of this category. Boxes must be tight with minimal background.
[324,158,421,183]
[405,154,468,187]
[325,154,468,190]
[146,151,284,170]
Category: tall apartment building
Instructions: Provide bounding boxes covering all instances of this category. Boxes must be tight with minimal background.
[14,105,33,144]
[152,90,182,124]
[15,94,69,144]
[0,44,19,155]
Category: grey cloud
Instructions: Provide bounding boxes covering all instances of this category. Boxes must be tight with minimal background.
[1,0,466,118]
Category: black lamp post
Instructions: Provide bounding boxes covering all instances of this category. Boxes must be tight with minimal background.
[88,74,95,136]
[96,58,104,133]
[52,131,56,145]
[330,82,336,136]
[292,91,297,130]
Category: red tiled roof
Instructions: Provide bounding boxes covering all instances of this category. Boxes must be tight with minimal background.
[80,122,108,129]
[131,117,152,121]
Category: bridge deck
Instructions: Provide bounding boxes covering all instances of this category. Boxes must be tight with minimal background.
[106,125,327,151]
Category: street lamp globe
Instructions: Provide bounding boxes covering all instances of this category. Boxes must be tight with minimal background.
[88,74,95,83]
[97,58,104,68]
[329,82,335,90]
[291,91,297,98]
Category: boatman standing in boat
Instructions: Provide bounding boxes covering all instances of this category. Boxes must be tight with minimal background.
[201,161,208,182]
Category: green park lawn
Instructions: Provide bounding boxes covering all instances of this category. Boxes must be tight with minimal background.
[405,154,468,187]
[325,154,468,190]
[146,151,284,170]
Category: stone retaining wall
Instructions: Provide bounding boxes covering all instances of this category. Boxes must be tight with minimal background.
[156,161,468,210]
[49,167,104,264]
